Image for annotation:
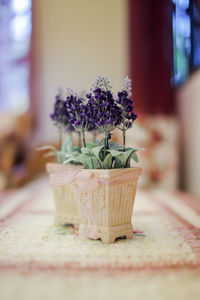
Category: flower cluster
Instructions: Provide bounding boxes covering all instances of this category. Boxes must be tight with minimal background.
[122,76,132,98]
[86,88,122,133]
[50,94,70,129]
[50,76,137,151]
[65,95,95,132]
[117,90,137,130]
[91,76,112,92]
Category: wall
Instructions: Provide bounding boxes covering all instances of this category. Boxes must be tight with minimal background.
[177,70,200,197]
[34,0,128,142]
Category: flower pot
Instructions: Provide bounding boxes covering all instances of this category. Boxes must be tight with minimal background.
[46,163,80,227]
[75,167,142,243]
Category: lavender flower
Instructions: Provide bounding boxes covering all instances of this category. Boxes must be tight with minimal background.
[116,77,137,148]
[117,90,137,128]
[122,76,132,98]
[66,95,91,129]
[117,77,137,129]
[88,76,123,136]
[91,76,112,92]
[50,93,69,129]
[85,77,123,155]
[86,89,122,133]
[50,89,73,149]
[50,76,137,154]
[65,94,95,146]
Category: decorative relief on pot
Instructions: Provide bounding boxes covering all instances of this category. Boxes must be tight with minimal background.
[112,185,121,211]
[126,181,137,202]
[79,186,105,211]
[80,192,89,205]
[94,186,105,210]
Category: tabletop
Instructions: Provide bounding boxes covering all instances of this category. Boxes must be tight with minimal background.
[0,176,200,300]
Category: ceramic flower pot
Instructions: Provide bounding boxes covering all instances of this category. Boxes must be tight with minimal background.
[46,163,80,227]
[76,167,142,243]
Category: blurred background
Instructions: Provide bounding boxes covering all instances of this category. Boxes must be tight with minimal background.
[0,0,200,196]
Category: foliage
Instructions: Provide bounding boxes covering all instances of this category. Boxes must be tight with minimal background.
[63,142,142,169]
[44,76,141,169]
[38,136,80,164]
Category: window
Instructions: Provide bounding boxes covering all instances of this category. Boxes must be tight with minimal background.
[173,0,200,85]
[0,0,32,114]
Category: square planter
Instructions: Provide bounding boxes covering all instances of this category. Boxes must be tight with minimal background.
[76,167,142,243]
[46,163,80,227]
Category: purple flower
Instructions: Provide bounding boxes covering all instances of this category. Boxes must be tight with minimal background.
[50,94,72,130]
[65,95,95,132]
[117,90,137,130]
[86,88,123,133]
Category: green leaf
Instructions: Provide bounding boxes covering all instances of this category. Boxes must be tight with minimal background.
[92,145,104,160]
[108,141,122,150]
[86,142,97,150]
[63,157,79,165]
[90,156,99,169]
[60,151,73,158]
[107,149,123,157]
[99,150,105,162]
[44,151,56,158]
[81,147,93,155]
[63,150,100,169]
[61,135,72,153]
[71,151,81,156]
[132,152,139,163]
[71,153,91,169]
[91,145,104,168]
[56,151,67,163]
[114,152,126,168]
[103,153,112,169]
[124,149,139,168]
[113,156,123,168]
[37,145,57,152]
[55,151,76,163]
[72,146,81,153]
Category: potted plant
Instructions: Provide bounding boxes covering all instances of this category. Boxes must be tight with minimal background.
[40,88,89,227]
[40,87,99,227]
[61,76,142,243]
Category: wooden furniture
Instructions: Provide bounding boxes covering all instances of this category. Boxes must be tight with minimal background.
[0,113,32,189]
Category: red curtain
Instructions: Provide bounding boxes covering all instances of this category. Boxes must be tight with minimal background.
[129,0,174,114]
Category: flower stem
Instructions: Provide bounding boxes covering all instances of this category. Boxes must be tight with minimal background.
[106,137,109,149]
[104,132,107,159]
[59,126,62,150]
[82,130,86,148]
[123,128,126,151]
[78,131,81,150]
[104,131,109,159]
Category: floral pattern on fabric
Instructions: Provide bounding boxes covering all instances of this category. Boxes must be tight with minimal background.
[114,115,179,190]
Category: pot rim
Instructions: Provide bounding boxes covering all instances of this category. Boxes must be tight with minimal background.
[80,167,142,179]
[46,162,80,174]
[46,163,142,178]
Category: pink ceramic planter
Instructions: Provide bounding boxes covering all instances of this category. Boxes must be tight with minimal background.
[76,167,142,243]
[47,163,142,243]
[46,163,80,227]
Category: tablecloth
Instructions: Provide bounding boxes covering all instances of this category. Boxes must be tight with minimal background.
[0,176,200,300]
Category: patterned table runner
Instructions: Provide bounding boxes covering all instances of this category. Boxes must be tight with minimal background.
[0,176,200,299]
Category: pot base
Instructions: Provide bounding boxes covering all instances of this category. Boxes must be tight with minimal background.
[54,212,79,228]
[79,223,133,244]
[47,163,80,228]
